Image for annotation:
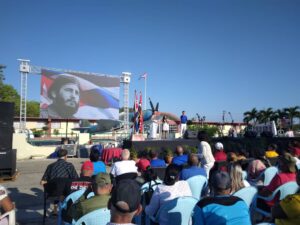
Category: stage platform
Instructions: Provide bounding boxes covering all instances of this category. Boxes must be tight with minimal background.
[123,138,199,154]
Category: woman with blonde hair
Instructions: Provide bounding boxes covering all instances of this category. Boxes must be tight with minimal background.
[228,162,249,193]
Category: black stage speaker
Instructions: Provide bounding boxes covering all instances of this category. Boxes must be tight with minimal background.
[0,149,16,176]
[0,127,13,151]
[184,130,198,139]
[0,102,14,127]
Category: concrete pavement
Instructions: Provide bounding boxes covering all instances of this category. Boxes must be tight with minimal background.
[2,158,87,225]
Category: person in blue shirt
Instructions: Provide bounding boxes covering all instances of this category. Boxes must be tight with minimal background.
[89,148,106,175]
[172,146,188,166]
[180,154,206,180]
[180,111,188,137]
[193,171,251,225]
[150,150,166,167]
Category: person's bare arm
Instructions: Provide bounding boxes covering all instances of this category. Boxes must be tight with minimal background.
[1,196,14,212]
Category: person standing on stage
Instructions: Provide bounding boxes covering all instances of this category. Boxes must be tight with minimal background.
[162,115,169,139]
[180,111,188,137]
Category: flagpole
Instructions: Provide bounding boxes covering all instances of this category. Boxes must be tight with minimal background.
[144,76,147,110]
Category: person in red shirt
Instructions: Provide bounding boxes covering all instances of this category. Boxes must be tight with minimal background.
[257,153,297,212]
[213,142,227,162]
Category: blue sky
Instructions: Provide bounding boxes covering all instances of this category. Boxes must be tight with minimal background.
[1,0,299,122]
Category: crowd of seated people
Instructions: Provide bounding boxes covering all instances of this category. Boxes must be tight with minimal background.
[36,135,300,225]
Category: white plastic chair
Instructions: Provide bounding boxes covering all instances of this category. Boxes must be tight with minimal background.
[0,209,15,225]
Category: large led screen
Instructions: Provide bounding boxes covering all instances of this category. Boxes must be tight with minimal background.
[40,69,120,120]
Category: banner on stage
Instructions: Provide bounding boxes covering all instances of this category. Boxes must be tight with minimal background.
[40,69,120,120]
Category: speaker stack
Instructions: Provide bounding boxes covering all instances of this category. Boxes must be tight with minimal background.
[0,102,16,177]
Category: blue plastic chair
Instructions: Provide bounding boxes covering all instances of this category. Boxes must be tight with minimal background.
[73,208,110,225]
[253,181,299,217]
[58,189,87,225]
[249,166,278,186]
[233,186,257,207]
[186,175,207,200]
[141,179,162,194]
[151,196,198,225]
[296,163,300,170]
[256,223,275,225]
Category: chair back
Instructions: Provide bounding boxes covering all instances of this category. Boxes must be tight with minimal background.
[74,208,110,225]
[141,179,162,194]
[242,170,247,180]
[152,167,166,180]
[263,166,278,186]
[154,196,198,225]
[58,189,87,225]
[275,181,299,200]
[296,163,300,170]
[233,186,257,207]
[0,209,16,225]
[186,175,207,200]
[61,189,86,209]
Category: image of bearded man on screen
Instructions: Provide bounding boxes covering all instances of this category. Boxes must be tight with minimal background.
[42,76,81,119]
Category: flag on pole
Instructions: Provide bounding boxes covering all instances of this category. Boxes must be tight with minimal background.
[139,73,147,80]
[139,92,144,134]
[133,90,139,133]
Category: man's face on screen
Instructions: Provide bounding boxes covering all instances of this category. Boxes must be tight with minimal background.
[58,83,80,108]
[53,83,80,116]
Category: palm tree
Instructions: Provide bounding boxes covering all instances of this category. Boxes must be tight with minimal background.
[284,106,300,129]
[270,109,287,128]
[257,108,273,124]
[243,108,258,125]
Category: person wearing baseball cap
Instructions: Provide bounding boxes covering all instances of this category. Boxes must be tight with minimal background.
[213,142,227,162]
[107,179,142,225]
[194,171,251,225]
[62,161,94,197]
[70,173,112,221]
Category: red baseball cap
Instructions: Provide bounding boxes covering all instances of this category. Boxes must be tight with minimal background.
[81,161,94,171]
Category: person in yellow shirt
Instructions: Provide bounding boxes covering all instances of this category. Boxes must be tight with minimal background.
[265,144,279,158]
[272,169,300,225]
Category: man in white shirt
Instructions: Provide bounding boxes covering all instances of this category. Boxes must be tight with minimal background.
[197,131,215,178]
[110,149,138,178]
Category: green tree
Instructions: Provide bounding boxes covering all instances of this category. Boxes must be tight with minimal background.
[243,108,258,124]
[284,106,300,129]
[27,101,40,117]
[257,107,273,124]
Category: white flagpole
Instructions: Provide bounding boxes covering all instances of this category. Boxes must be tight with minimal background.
[144,75,147,110]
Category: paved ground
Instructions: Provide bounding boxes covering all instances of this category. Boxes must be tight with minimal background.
[2,158,87,225]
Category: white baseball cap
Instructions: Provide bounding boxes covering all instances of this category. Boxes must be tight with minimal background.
[215,142,224,150]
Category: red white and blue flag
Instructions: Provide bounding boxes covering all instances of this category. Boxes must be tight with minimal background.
[138,73,147,80]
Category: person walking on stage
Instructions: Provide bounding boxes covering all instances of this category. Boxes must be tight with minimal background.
[180,111,188,137]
